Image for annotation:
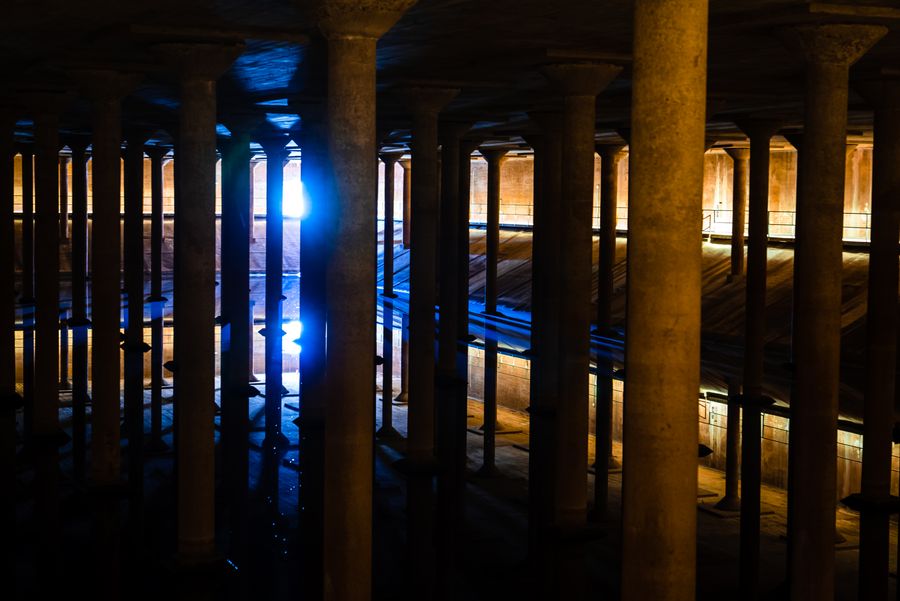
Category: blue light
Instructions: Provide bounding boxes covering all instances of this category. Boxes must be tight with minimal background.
[283,320,303,355]
[284,180,308,219]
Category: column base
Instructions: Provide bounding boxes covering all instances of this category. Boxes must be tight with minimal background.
[145,437,171,455]
[376,425,403,440]
[475,463,501,478]
[393,392,409,406]
[714,495,741,512]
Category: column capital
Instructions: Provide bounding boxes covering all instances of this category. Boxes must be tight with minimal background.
[72,69,141,103]
[398,86,459,118]
[398,157,411,171]
[479,147,508,164]
[595,143,625,160]
[782,131,803,152]
[723,146,750,162]
[145,145,170,161]
[780,24,887,67]
[439,119,473,142]
[616,127,631,145]
[541,62,622,97]
[153,41,245,82]
[222,113,266,139]
[62,135,91,153]
[316,0,417,39]
[379,150,404,165]
[734,117,784,142]
[704,136,718,152]
[257,133,290,161]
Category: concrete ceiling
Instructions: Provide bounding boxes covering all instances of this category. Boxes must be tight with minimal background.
[3,0,900,150]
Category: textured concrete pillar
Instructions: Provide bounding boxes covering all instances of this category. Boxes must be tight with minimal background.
[541,62,620,533]
[123,131,147,518]
[400,158,411,249]
[378,151,403,439]
[317,3,414,597]
[853,79,900,601]
[67,138,89,482]
[146,146,169,452]
[435,122,472,592]
[724,146,750,279]
[403,86,458,465]
[780,24,886,600]
[156,41,244,562]
[733,117,780,601]
[592,142,624,520]
[259,135,290,450]
[381,152,401,299]
[622,2,708,599]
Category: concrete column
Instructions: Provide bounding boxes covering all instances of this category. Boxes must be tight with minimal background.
[123,132,147,516]
[155,41,244,562]
[381,152,401,298]
[219,123,253,564]
[259,135,290,450]
[592,143,624,520]
[724,146,750,280]
[317,4,414,597]
[853,79,900,601]
[733,117,780,601]
[621,1,708,599]
[59,155,69,241]
[780,24,886,600]
[716,379,742,511]
[67,138,90,482]
[434,122,472,591]
[395,314,409,404]
[378,151,403,439]
[524,113,563,585]
[481,148,507,314]
[403,86,459,466]
[0,114,15,568]
[541,62,621,533]
[19,145,35,442]
[146,146,169,452]
[400,158,411,249]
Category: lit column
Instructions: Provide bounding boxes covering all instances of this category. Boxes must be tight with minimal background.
[155,41,244,562]
[541,62,621,532]
[59,155,69,241]
[733,116,781,601]
[68,137,90,482]
[259,135,290,450]
[317,3,414,597]
[378,151,403,440]
[621,1,707,598]
[780,24,886,600]
[724,146,750,280]
[400,158,411,249]
[849,79,900,601]
[592,143,624,520]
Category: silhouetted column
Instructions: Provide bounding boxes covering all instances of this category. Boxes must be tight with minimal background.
[542,62,620,534]
[78,72,136,487]
[156,41,244,562]
[724,146,749,280]
[733,116,780,601]
[259,135,290,450]
[434,121,472,591]
[524,112,563,587]
[146,146,169,452]
[68,138,89,482]
[19,145,35,442]
[219,123,253,565]
[853,80,900,601]
[59,155,69,241]
[780,24,886,601]
[318,4,413,597]
[621,2,707,599]
[381,152,401,298]
[591,143,623,520]
[123,131,148,535]
[395,314,409,404]
[716,379,742,511]
[400,158,411,249]
[0,114,15,580]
